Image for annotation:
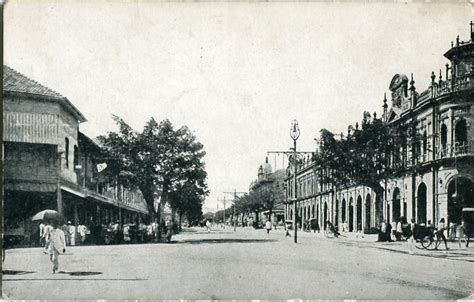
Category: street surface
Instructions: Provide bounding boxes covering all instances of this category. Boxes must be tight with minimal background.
[2,227,474,300]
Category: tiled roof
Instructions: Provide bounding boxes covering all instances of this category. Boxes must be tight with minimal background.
[3,65,87,122]
[3,65,64,99]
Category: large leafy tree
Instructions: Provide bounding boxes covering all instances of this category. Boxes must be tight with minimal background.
[313,111,422,199]
[313,112,393,196]
[98,116,208,223]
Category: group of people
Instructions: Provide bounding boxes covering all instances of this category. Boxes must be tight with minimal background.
[377,216,472,252]
[38,219,174,274]
[40,220,174,247]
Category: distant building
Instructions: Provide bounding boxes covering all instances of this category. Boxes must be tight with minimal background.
[249,157,286,225]
[285,23,474,232]
[3,66,148,245]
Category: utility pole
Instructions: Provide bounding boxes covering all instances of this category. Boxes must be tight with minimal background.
[267,149,313,243]
[267,119,314,243]
[217,197,228,228]
[224,190,246,232]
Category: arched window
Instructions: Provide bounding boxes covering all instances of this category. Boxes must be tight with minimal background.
[440,123,447,154]
[73,145,79,167]
[422,131,427,158]
[455,119,467,153]
[65,137,69,169]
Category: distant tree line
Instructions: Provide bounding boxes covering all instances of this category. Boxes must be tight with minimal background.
[215,187,282,226]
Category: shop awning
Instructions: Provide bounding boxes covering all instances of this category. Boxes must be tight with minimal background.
[61,180,148,215]
[61,185,87,198]
[4,179,57,192]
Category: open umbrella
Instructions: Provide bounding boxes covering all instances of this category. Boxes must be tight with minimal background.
[31,209,65,222]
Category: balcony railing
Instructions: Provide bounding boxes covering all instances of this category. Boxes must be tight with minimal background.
[419,72,474,103]
[438,142,472,159]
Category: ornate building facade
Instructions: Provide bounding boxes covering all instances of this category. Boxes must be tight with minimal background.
[249,157,286,225]
[285,24,474,232]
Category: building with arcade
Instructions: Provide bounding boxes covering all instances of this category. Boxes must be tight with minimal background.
[284,23,474,232]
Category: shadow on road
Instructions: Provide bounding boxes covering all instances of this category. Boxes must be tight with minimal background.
[58,271,103,276]
[174,238,277,245]
[3,278,147,281]
[2,270,35,275]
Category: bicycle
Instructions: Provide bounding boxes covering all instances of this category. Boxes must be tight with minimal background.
[413,226,441,250]
[323,221,341,239]
[324,228,336,238]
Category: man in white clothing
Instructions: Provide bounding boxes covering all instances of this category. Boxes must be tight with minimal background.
[48,223,66,273]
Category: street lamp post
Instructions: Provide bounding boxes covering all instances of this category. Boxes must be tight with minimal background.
[290,119,300,243]
[224,190,246,232]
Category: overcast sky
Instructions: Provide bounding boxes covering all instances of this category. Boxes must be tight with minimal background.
[5,1,473,212]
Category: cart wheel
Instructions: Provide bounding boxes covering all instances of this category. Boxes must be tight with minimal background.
[422,236,436,250]
[324,229,334,238]
[415,238,425,250]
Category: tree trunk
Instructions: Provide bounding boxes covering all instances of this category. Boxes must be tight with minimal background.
[178,211,183,232]
[142,191,155,224]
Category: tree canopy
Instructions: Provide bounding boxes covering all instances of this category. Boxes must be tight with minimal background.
[313,112,421,194]
[98,116,208,223]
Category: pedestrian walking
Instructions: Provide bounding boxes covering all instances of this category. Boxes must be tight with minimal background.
[448,222,456,241]
[407,218,416,255]
[67,221,76,246]
[395,218,403,241]
[285,226,291,237]
[48,223,66,274]
[123,224,131,243]
[435,218,449,250]
[43,223,53,253]
[165,220,173,243]
[78,224,87,245]
[39,222,45,247]
[265,220,272,235]
[206,220,211,233]
[462,218,472,248]
[343,221,349,233]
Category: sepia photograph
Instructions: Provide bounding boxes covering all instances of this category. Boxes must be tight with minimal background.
[2,0,474,300]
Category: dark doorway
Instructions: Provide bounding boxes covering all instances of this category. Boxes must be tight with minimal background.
[448,177,474,224]
[342,199,346,223]
[392,188,401,222]
[323,202,328,230]
[417,183,427,224]
[349,198,354,232]
[365,194,371,230]
[387,203,391,224]
[356,196,362,232]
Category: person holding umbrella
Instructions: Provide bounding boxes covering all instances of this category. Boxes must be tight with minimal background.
[32,209,67,273]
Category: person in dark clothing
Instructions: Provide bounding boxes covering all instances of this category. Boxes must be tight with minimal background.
[326,220,340,238]
[462,218,472,247]
[385,221,393,242]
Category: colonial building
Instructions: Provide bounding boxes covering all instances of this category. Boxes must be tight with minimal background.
[285,23,474,232]
[3,66,148,245]
[248,157,286,225]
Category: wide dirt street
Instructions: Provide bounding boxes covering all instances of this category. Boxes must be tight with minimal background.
[2,227,474,300]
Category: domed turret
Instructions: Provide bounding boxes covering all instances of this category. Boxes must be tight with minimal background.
[262,157,272,174]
